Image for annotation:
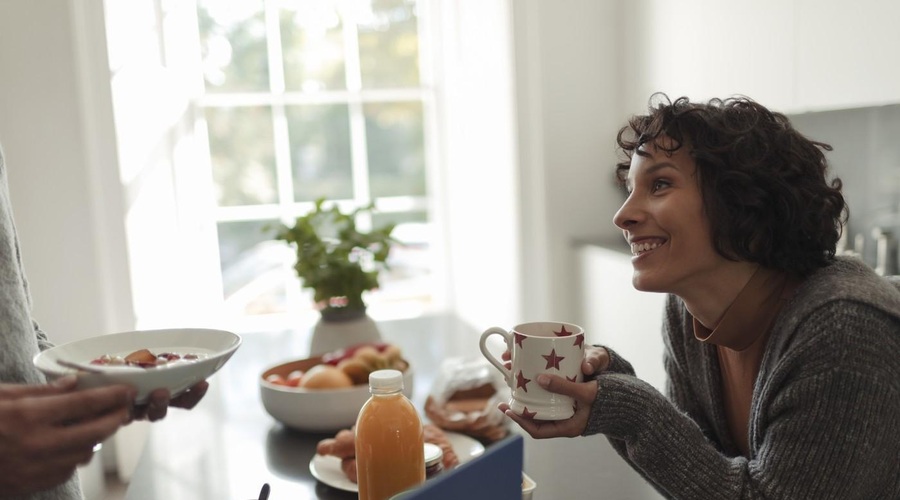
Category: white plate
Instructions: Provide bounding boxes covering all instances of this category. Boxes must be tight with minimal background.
[309,431,485,493]
[33,328,241,404]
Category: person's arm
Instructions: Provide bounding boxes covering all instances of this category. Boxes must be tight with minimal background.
[584,302,900,499]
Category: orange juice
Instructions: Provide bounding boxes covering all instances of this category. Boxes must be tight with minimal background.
[355,370,425,500]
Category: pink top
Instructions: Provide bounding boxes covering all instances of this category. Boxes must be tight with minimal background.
[693,266,800,456]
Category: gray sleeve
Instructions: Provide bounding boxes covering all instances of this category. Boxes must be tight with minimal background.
[0,147,52,353]
[0,145,55,386]
[589,345,635,376]
[34,319,53,352]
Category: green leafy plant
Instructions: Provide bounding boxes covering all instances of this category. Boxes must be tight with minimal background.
[273,198,396,318]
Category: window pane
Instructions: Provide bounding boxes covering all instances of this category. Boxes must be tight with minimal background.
[357,0,420,88]
[371,213,432,307]
[197,0,270,92]
[285,104,353,202]
[206,106,278,206]
[372,210,426,228]
[218,219,290,315]
[279,4,346,91]
[365,101,425,197]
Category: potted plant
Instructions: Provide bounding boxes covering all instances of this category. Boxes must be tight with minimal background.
[273,198,397,353]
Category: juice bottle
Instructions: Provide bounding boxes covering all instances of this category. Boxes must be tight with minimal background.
[355,369,425,500]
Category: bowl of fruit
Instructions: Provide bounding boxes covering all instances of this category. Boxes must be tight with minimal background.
[259,342,413,432]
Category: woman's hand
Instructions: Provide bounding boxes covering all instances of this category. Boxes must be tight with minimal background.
[130,381,209,422]
[497,346,609,439]
[0,376,134,496]
[498,374,598,438]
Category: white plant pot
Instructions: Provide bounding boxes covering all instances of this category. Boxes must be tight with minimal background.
[309,312,382,356]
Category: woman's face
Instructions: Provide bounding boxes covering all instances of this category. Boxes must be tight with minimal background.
[613,141,731,295]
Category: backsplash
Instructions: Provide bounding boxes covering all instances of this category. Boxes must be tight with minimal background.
[790,104,900,276]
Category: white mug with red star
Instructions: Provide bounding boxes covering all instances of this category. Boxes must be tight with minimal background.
[479,321,585,421]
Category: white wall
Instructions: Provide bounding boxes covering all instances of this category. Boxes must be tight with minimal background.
[435,0,522,330]
[511,0,627,325]
[439,0,628,333]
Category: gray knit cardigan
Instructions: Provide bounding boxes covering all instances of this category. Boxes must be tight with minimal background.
[0,148,83,499]
[586,257,900,499]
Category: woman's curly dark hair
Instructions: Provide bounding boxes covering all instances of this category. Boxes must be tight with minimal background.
[615,94,847,277]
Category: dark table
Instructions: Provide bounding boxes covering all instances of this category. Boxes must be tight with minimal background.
[124,314,655,500]
[124,314,495,500]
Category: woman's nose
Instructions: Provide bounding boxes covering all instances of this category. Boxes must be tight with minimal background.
[613,195,640,230]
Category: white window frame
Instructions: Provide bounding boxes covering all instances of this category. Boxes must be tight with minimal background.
[189,0,446,333]
[100,0,521,340]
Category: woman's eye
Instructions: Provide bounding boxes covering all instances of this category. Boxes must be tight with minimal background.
[651,179,670,192]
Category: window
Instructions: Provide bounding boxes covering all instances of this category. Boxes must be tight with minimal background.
[195,0,439,329]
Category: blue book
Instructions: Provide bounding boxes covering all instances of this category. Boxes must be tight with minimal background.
[392,434,525,500]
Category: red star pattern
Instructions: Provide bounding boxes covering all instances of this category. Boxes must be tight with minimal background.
[542,348,565,370]
[573,333,584,348]
[516,370,531,392]
[514,332,526,348]
[520,407,537,420]
[553,325,572,337]
[566,374,577,382]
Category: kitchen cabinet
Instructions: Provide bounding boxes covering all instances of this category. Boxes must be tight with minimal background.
[622,0,794,113]
[622,0,900,114]
[794,0,900,111]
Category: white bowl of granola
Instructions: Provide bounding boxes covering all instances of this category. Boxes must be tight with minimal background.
[33,328,241,403]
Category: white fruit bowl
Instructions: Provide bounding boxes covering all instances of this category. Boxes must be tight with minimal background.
[259,355,414,432]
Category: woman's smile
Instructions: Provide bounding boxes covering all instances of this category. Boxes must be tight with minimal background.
[630,238,666,257]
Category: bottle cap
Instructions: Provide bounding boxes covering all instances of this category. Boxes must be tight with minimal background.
[368,369,404,392]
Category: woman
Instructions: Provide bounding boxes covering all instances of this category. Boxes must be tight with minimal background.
[500,95,900,499]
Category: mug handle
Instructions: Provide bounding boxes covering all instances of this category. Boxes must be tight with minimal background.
[479,327,512,385]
